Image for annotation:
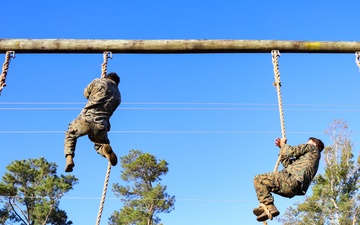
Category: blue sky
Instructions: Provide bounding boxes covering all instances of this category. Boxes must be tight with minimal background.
[1,1,360,225]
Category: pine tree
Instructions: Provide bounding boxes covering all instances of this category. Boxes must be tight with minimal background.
[0,157,78,225]
[110,150,175,225]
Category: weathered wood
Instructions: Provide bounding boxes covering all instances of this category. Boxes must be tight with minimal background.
[1,39,360,54]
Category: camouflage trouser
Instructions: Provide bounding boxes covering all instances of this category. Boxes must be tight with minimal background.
[64,115,110,158]
[254,171,300,205]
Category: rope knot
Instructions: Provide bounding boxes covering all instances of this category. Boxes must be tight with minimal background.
[273,81,281,87]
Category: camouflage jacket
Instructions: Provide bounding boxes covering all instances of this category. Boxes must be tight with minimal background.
[80,78,121,124]
[280,143,321,195]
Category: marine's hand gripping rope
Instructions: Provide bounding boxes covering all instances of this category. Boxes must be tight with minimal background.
[0,51,15,95]
[96,51,113,225]
[271,50,286,173]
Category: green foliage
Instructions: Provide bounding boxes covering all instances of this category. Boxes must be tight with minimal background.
[110,150,175,225]
[278,119,360,225]
[0,157,78,225]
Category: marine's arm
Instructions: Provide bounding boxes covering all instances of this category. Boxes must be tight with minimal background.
[280,143,312,159]
[84,80,96,99]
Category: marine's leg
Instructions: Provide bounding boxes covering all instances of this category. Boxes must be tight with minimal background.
[253,172,282,221]
[253,171,299,221]
[90,121,117,166]
[64,116,91,172]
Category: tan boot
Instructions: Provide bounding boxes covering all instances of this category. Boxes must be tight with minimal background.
[102,144,117,166]
[65,155,75,172]
[255,203,280,222]
[267,204,280,217]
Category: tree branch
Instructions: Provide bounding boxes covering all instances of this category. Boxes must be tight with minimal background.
[42,198,57,225]
[8,198,28,225]
[330,197,340,225]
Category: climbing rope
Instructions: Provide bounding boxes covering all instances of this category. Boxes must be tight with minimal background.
[96,51,113,225]
[101,51,112,78]
[355,52,360,71]
[260,203,272,224]
[271,50,286,172]
[96,162,112,225]
[0,51,15,95]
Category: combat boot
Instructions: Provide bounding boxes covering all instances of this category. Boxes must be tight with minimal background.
[65,155,75,172]
[102,144,118,166]
[254,203,280,222]
[253,206,264,216]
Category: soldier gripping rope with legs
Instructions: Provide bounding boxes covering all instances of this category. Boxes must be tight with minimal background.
[253,137,324,222]
[64,72,121,172]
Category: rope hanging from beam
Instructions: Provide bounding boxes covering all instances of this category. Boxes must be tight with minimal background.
[271,50,286,173]
[96,163,112,225]
[101,51,112,78]
[0,51,15,95]
[96,51,113,225]
[257,50,287,225]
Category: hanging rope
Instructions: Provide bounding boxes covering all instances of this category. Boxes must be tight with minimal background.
[96,162,112,225]
[271,50,286,172]
[96,51,113,225]
[0,51,15,95]
[260,203,272,224]
[355,52,360,71]
[101,51,112,78]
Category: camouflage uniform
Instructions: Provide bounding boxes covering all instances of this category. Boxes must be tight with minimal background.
[254,143,321,205]
[64,77,121,158]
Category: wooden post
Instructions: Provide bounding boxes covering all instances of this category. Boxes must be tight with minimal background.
[1,39,360,54]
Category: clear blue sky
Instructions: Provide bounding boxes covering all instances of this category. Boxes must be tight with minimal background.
[1,1,360,225]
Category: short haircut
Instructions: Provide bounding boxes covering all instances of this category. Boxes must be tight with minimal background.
[309,137,325,152]
[106,72,120,85]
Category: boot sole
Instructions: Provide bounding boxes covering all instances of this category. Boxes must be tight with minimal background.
[255,210,280,222]
[65,163,75,172]
[272,211,280,217]
[254,206,280,221]
[256,212,269,222]
[253,208,264,216]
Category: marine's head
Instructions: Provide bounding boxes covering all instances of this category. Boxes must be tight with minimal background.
[106,72,120,86]
[308,137,325,152]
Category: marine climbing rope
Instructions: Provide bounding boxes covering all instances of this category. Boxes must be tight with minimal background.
[257,50,287,225]
[96,51,113,225]
[0,51,15,95]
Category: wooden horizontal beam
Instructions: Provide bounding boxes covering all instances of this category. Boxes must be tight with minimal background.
[1,39,360,54]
